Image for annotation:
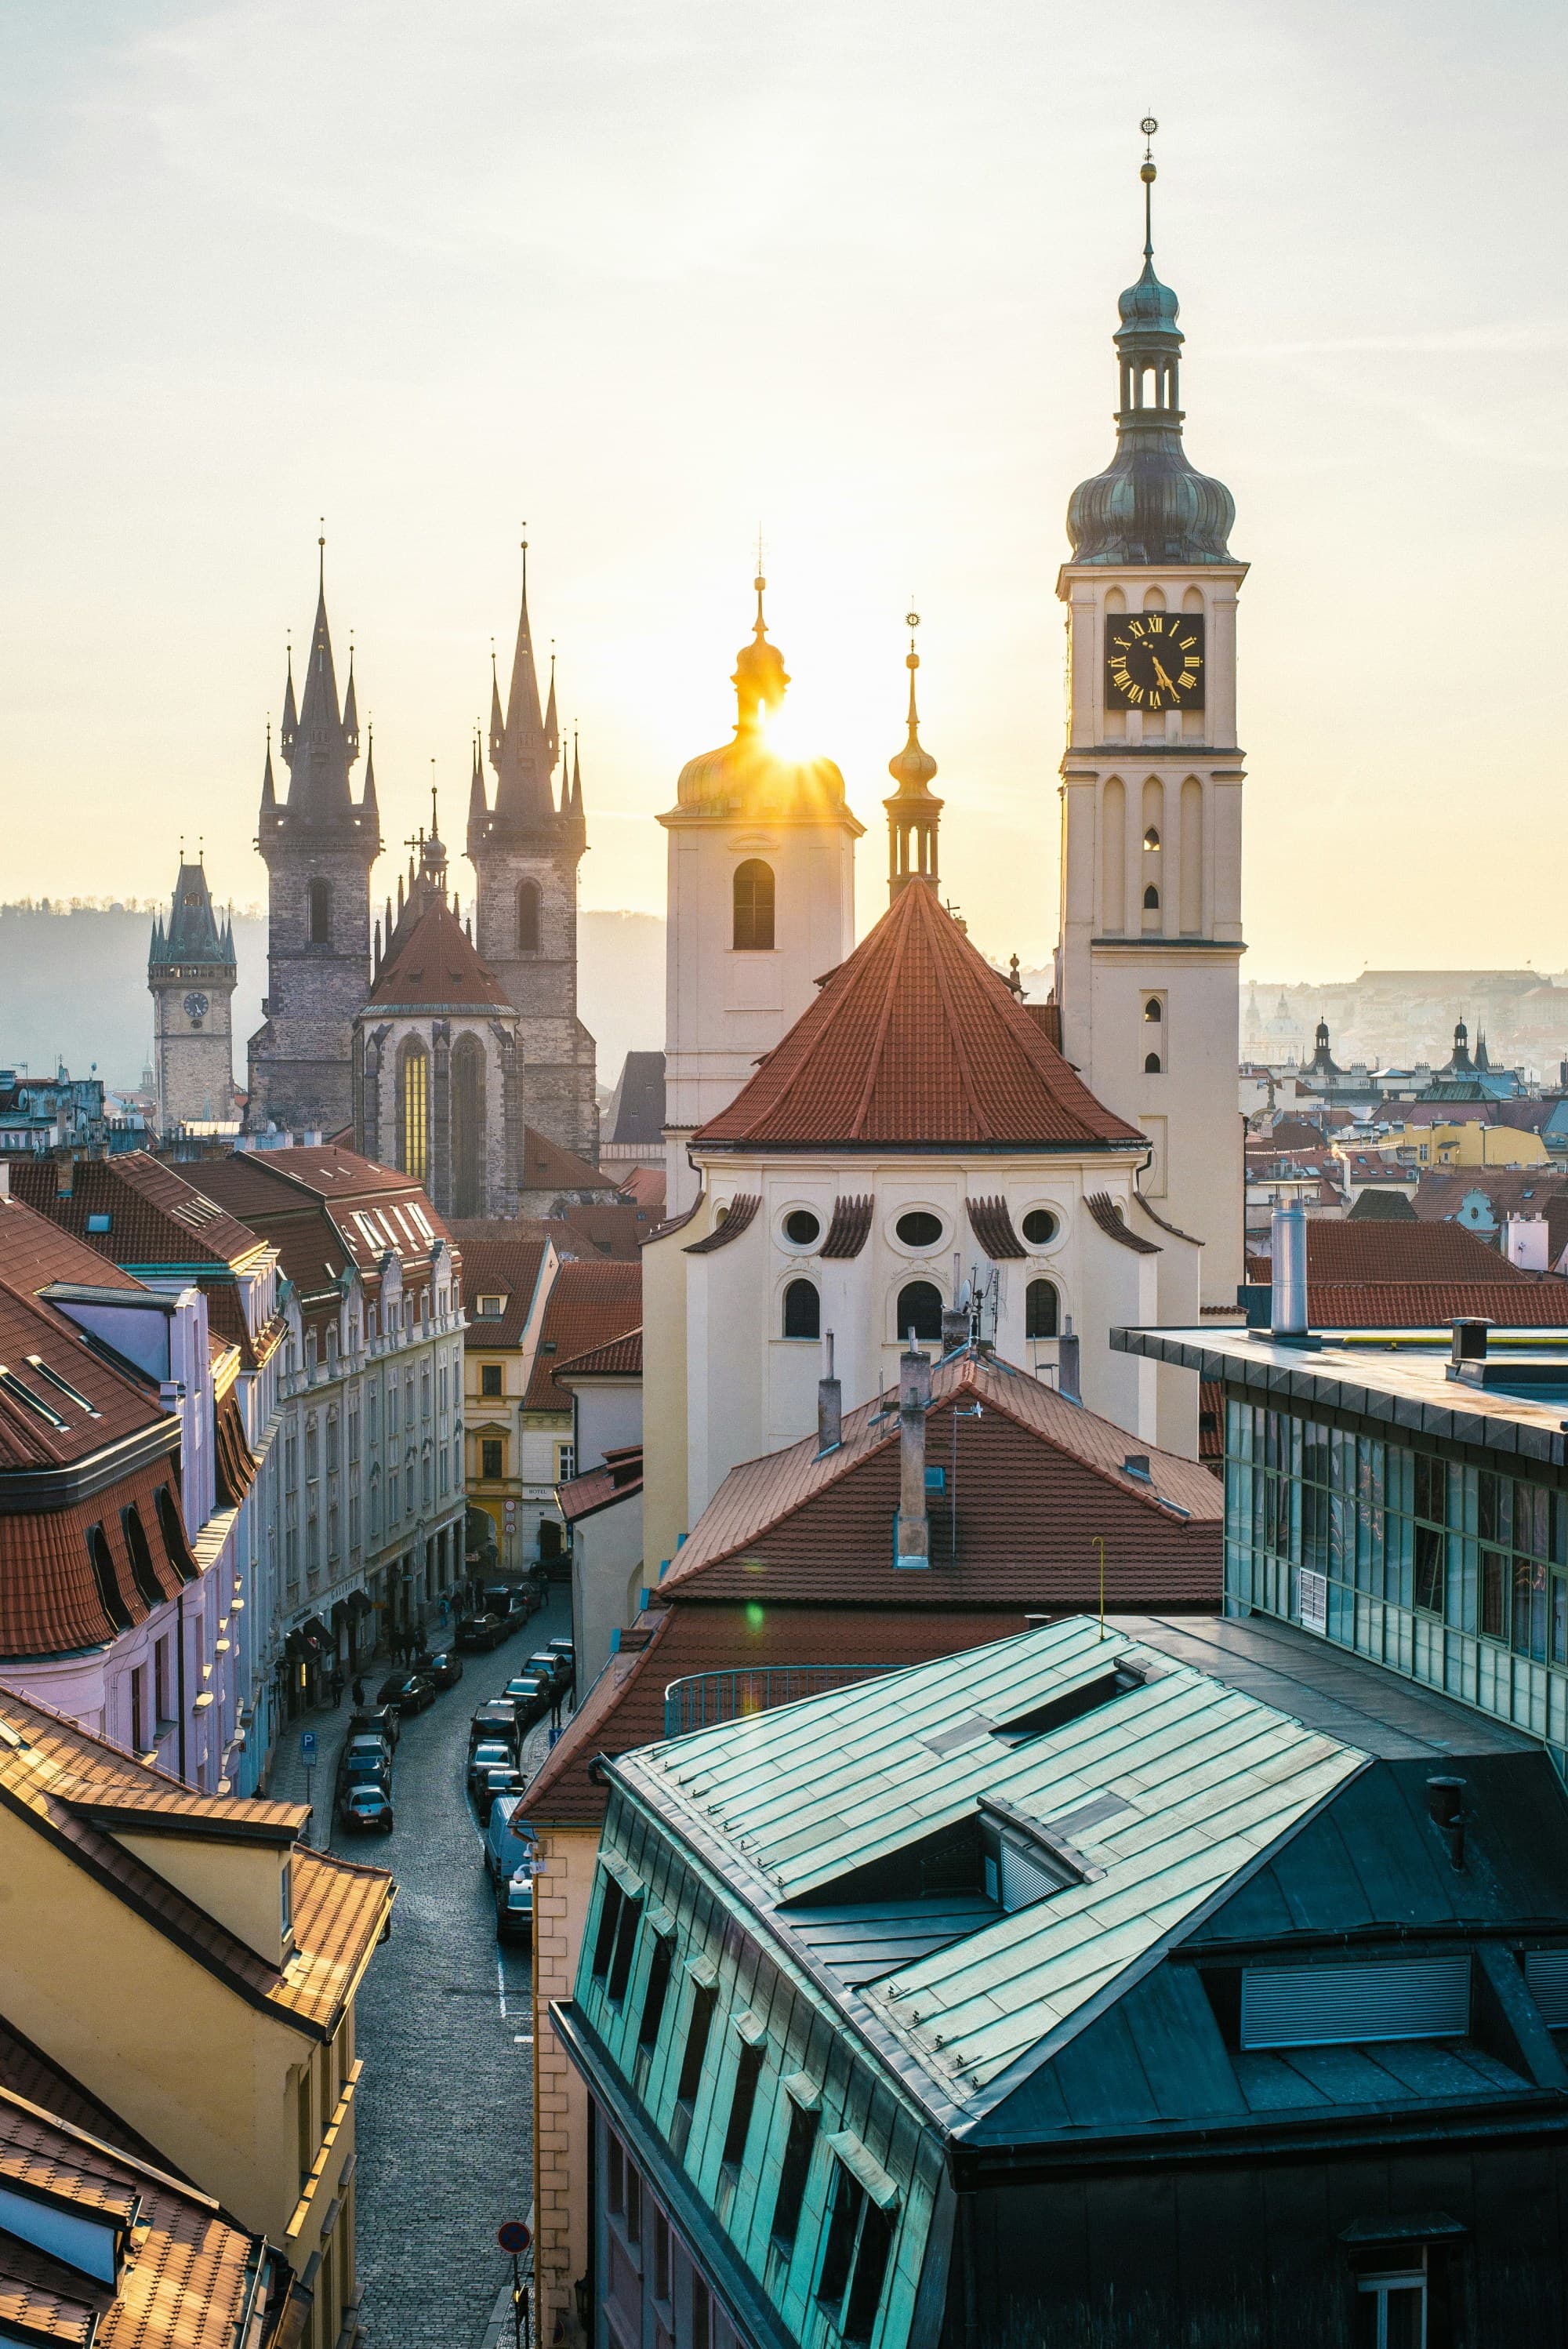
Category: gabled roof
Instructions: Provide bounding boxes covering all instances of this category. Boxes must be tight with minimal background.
[364,895,514,1011]
[0,1680,391,2039]
[1301,1216,1548,1285]
[1308,1281,1568,1329]
[557,1447,643,1526]
[196,1149,456,1303]
[694,880,1143,1153]
[0,2014,176,2170]
[3,1155,268,1274]
[519,1126,619,1196]
[1411,1167,1568,1224]
[524,1259,641,1409]
[554,1326,643,1381]
[447,1234,548,1349]
[658,1349,1220,1606]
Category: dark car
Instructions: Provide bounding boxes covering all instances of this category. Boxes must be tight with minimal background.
[526,1650,572,1700]
[341,1731,394,1776]
[469,1701,520,1753]
[339,1783,394,1834]
[502,1673,553,1730]
[478,1769,528,1821]
[546,1637,575,1672]
[466,1740,517,1801]
[377,1671,436,1714]
[456,1612,508,1653]
[495,1867,535,1943]
[347,1704,399,1752]
[412,1649,463,1690]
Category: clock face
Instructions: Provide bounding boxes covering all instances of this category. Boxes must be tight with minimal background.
[1105,610,1205,712]
[183,991,209,1023]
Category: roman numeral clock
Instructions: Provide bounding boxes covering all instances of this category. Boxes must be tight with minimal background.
[1105,612,1204,712]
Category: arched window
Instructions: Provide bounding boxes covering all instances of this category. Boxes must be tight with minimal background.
[1142,885,1160,912]
[308,879,332,945]
[1025,1280,1060,1340]
[1145,1051,1163,1073]
[452,1033,485,1218]
[1143,827,1160,851]
[86,1523,133,1632]
[896,1281,943,1344]
[733,859,775,951]
[1144,997,1162,1023]
[782,1280,820,1339]
[120,1505,164,1610]
[516,880,541,954]
[397,1040,430,1185]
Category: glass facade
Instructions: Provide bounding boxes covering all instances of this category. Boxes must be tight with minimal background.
[1225,1396,1568,1768]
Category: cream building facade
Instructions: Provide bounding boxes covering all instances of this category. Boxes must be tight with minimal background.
[1055,158,1247,1310]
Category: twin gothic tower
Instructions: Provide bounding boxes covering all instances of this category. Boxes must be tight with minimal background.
[245,544,597,1194]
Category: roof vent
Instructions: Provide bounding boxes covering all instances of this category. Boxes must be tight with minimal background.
[1121,1453,1152,1483]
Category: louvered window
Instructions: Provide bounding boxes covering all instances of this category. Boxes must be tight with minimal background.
[1525,1948,1568,2025]
[1240,1955,1470,2049]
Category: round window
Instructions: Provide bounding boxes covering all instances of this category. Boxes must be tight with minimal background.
[1022,1208,1058,1247]
[895,1210,943,1250]
[783,1209,822,1248]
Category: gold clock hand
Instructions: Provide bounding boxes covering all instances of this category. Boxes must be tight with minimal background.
[1152,657,1177,692]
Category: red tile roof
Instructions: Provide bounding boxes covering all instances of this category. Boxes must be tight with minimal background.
[694,879,1143,1152]
[195,1149,456,1309]
[3,1156,267,1274]
[554,1327,643,1381]
[1303,1218,1548,1285]
[448,1234,549,1349]
[659,1349,1220,1607]
[557,1448,643,1526]
[524,1259,641,1410]
[620,1167,666,1214]
[1411,1169,1568,1224]
[1308,1282,1568,1328]
[519,1127,619,1196]
[365,895,513,1010]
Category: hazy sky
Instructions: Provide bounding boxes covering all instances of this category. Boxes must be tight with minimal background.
[2,0,1564,979]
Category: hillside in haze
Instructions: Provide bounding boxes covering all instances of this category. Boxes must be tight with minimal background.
[0,902,666,1098]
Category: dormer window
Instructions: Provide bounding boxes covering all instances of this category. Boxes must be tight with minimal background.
[476,1295,505,1319]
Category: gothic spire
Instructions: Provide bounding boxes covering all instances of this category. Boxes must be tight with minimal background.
[468,731,488,830]
[343,641,359,759]
[570,731,584,822]
[280,535,361,821]
[489,532,554,826]
[361,725,379,822]
[260,724,277,815]
[544,645,560,764]
[279,649,297,761]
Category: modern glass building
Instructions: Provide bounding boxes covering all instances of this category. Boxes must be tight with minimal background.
[1116,1322,1568,1774]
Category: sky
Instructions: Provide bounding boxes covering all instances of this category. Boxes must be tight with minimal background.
[2,0,1565,980]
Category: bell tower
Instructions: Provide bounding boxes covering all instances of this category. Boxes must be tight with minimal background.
[149,853,238,1135]
[1056,125,1246,1307]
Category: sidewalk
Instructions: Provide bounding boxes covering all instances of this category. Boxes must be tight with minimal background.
[265,1690,359,1838]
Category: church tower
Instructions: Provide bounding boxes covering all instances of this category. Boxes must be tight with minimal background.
[467,541,597,1163]
[1056,129,1246,1308]
[148,855,238,1134]
[248,543,380,1137]
[659,572,863,1214]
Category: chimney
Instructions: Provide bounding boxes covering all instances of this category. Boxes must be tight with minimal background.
[0,1161,9,1200]
[895,1338,931,1570]
[1450,1316,1490,1369]
[817,1330,842,1456]
[1057,1316,1080,1404]
[1269,1200,1308,1337]
[53,1147,74,1200]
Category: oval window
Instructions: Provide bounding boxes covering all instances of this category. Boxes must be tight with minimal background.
[1021,1208,1058,1247]
[783,1209,821,1248]
[895,1210,943,1250]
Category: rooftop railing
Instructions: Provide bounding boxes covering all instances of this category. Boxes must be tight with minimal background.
[662,1663,895,1740]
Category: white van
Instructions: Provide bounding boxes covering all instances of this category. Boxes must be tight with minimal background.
[485,1792,533,1883]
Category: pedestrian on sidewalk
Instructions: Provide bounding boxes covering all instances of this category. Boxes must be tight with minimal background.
[329,1667,344,1708]
[351,1676,365,1708]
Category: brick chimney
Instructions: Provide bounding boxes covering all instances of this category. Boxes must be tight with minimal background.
[817,1330,842,1456]
[895,1339,931,1570]
[53,1147,74,1200]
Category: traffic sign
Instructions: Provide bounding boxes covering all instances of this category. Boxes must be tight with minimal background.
[299,1731,318,1766]
[497,2220,532,2255]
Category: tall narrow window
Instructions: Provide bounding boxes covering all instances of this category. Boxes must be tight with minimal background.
[308,880,331,945]
[608,1894,643,2003]
[516,880,541,953]
[638,1935,674,2054]
[722,2041,764,2171]
[895,1282,943,1343]
[397,1041,429,1185]
[120,1505,165,1609]
[732,859,775,950]
[86,1524,133,1632]
[591,1878,623,1979]
[1144,1051,1163,1074]
[677,1984,717,2108]
[1025,1280,1059,1340]
[1142,884,1160,912]
[782,1280,820,1339]
[771,2100,818,2252]
[452,1033,485,1218]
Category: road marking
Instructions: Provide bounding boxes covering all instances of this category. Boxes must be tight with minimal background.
[514,2033,532,2044]
[497,1951,507,2018]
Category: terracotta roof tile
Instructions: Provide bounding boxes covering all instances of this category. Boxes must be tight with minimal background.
[1308,1282,1568,1328]
[0,1457,194,1657]
[1411,1168,1568,1224]
[1087,1190,1160,1253]
[3,1158,266,1275]
[0,2017,176,2170]
[1304,1218,1548,1284]
[519,1127,619,1196]
[694,880,1143,1152]
[448,1236,548,1349]
[554,1327,642,1381]
[365,895,514,1010]
[524,1259,641,1410]
[684,1193,760,1254]
[659,1349,1221,1607]
[821,1195,873,1258]
[620,1167,666,1214]
[557,1450,643,1525]
[967,1196,1025,1258]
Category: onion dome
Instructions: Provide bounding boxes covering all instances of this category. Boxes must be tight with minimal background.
[884,616,943,902]
[673,572,856,826]
[731,572,789,724]
[1065,133,1236,568]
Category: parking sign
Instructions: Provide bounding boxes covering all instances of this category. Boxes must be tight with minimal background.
[300,1731,318,1766]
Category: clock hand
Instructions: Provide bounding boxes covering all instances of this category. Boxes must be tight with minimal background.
[1152,657,1177,692]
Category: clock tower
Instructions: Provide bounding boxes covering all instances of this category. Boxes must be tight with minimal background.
[149,852,238,1136]
[1056,130,1246,1308]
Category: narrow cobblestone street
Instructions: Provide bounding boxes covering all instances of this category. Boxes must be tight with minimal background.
[268,1595,575,2349]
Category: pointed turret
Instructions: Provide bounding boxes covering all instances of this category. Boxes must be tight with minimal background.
[361,727,379,824]
[488,651,505,768]
[488,536,555,827]
[570,733,584,823]
[279,651,297,762]
[544,648,560,765]
[280,538,361,823]
[260,726,277,816]
[343,645,360,760]
[884,616,943,902]
[468,732,488,830]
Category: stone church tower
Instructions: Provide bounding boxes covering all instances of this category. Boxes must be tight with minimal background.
[148,855,238,1133]
[248,545,381,1137]
[1055,141,1246,1308]
[355,815,523,1218]
[466,544,597,1163]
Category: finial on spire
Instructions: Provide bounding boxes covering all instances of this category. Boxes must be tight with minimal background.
[318,519,325,591]
[884,608,942,902]
[1140,114,1158,259]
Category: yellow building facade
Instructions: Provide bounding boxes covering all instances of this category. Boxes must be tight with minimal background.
[1378,1119,1551,1170]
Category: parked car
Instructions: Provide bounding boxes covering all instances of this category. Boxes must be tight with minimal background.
[347,1704,399,1751]
[338,1755,392,1800]
[339,1783,394,1834]
[482,1583,532,1623]
[485,1792,533,1883]
[495,1866,535,1943]
[478,1769,528,1821]
[466,1740,517,1801]
[341,1732,394,1776]
[456,1612,508,1653]
[546,1637,575,1674]
[377,1671,436,1714]
[469,1701,520,1755]
[413,1649,463,1690]
[499,1672,551,1725]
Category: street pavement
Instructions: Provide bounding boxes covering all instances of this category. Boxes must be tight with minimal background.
[268,1594,576,2349]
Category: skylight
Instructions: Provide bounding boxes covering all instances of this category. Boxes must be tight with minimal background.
[0,1366,68,1430]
